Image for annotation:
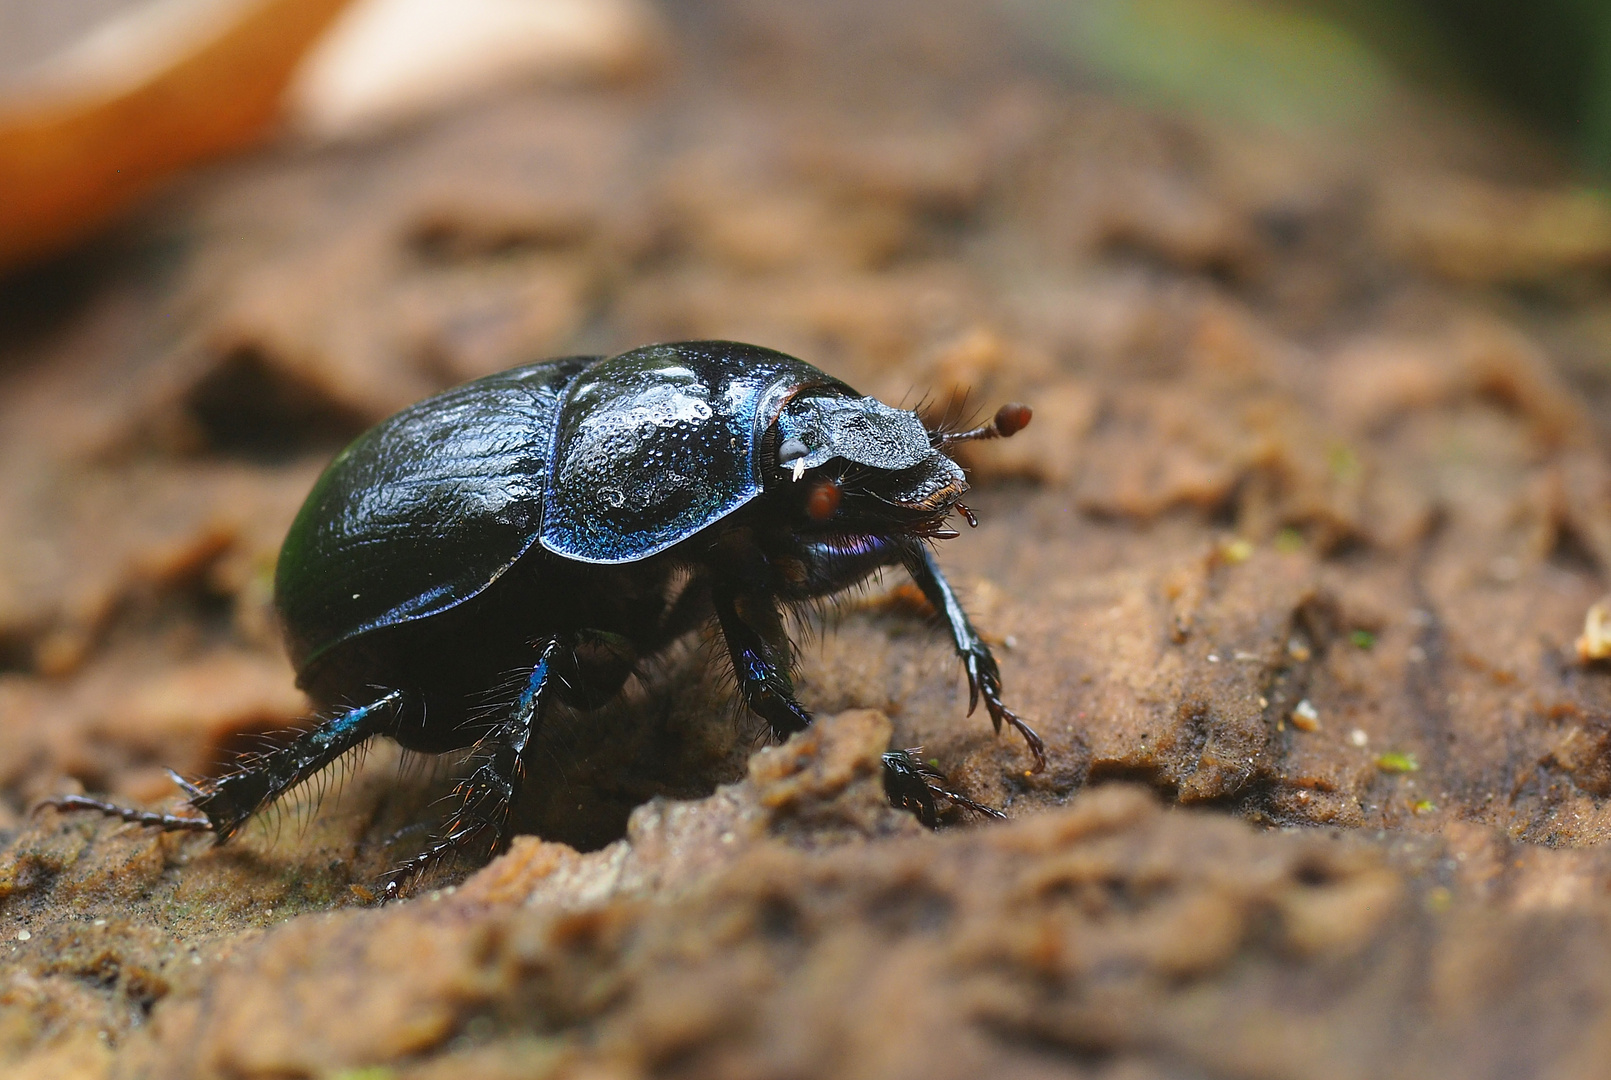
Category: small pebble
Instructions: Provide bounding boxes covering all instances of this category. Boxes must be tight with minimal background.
[1577,597,1611,662]
[1291,699,1321,732]
[16,930,30,941]
[1349,728,1369,748]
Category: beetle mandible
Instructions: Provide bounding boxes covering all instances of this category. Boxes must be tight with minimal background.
[47,341,1042,898]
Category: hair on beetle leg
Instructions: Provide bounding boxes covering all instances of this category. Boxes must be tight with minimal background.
[787,594,837,647]
[260,798,287,849]
[300,773,328,839]
[393,745,429,787]
[297,738,370,840]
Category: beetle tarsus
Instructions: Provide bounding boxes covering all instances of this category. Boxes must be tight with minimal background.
[35,794,213,833]
[902,544,1044,772]
[39,690,405,846]
[380,643,557,901]
[881,749,1006,827]
[982,687,1047,774]
[382,821,485,903]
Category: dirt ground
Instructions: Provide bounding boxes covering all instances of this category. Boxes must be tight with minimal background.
[9,1,1611,1077]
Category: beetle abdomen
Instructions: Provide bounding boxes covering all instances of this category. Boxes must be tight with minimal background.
[274,356,595,672]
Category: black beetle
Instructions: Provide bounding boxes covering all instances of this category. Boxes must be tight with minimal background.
[47,341,1042,897]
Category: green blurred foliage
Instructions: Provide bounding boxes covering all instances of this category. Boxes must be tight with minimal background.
[1041,0,1398,131]
[1407,0,1611,171]
[1030,0,1611,173]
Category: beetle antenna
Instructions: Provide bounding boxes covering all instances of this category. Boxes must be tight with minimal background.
[934,403,1032,448]
[924,387,973,443]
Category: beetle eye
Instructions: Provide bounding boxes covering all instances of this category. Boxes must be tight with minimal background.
[807,479,842,521]
[778,438,809,464]
[778,438,811,481]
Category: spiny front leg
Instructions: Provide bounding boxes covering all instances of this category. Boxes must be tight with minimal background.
[713,564,1004,827]
[902,544,1045,772]
[712,580,811,739]
[38,689,405,842]
[381,641,559,901]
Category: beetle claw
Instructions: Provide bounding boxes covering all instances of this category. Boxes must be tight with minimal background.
[964,653,1044,772]
[986,696,1046,774]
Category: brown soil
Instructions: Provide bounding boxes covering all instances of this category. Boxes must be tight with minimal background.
[8,1,1611,1077]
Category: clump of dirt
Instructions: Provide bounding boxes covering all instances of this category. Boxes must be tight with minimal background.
[8,0,1611,1076]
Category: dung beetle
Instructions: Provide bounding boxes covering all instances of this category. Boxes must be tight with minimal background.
[47,341,1042,898]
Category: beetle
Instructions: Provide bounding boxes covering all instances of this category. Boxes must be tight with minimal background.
[46,341,1042,898]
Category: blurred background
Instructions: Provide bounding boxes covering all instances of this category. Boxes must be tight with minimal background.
[7,0,1611,278]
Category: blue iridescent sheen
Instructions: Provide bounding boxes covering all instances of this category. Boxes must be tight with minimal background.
[540,342,848,563]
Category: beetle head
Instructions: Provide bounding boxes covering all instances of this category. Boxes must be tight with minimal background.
[771,392,969,535]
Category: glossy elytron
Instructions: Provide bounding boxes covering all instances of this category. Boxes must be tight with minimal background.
[48,341,1041,897]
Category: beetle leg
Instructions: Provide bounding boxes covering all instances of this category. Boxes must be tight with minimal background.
[712,582,811,739]
[381,640,560,901]
[882,749,1006,827]
[641,570,717,655]
[775,535,906,601]
[37,689,405,843]
[900,544,1046,773]
[33,794,212,833]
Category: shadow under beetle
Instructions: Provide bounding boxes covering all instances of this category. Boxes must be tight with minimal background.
[46,341,1043,899]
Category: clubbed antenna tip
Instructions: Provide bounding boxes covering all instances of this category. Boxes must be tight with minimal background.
[936,402,1033,448]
